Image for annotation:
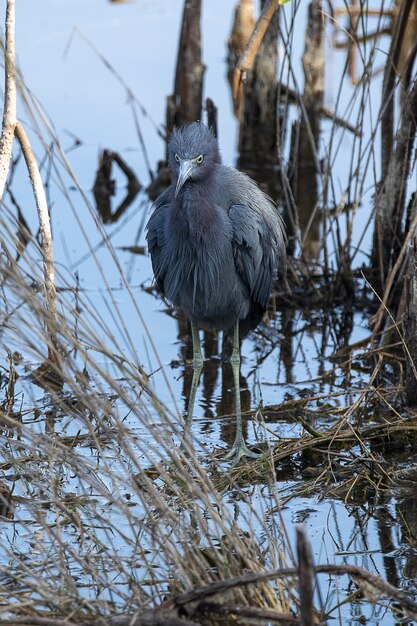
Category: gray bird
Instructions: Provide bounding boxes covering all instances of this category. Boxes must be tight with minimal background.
[146,122,285,463]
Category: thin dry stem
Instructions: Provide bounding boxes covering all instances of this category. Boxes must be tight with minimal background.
[14,122,56,325]
[0,0,16,199]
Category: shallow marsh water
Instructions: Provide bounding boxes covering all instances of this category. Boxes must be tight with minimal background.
[0,1,416,624]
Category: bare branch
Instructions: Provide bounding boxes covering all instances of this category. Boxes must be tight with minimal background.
[0,0,16,199]
[15,122,57,356]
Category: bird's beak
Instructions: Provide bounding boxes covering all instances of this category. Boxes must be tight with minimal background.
[175,159,194,197]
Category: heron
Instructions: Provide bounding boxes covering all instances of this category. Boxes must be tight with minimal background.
[146,122,285,464]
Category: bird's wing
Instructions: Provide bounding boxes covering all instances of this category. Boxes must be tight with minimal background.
[145,187,171,293]
[229,203,282,309]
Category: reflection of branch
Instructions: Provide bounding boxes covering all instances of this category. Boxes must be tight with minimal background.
[93,150,141,224]
[112,151,139,187]
[0,0,16,199]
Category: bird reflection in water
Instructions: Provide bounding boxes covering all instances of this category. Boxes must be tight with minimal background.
[146,123,285,464]
[179,326,252,452]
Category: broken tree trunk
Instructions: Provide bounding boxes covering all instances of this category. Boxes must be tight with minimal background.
[380,0,415,183]
[166,0,205,142]
[370,0,416,292]
[237,0,280,191]
[371,75,417,293]
[405,237,417,406]
[227,0,256,119]
[293,0,324,260]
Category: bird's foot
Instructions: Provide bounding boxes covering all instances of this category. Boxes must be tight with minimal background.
[221,439,267,466]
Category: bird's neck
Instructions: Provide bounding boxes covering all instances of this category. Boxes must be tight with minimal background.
[172,175,218,237]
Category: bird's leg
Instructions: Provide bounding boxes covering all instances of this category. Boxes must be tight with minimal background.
[222,322,264,465]
[181,322,203,450]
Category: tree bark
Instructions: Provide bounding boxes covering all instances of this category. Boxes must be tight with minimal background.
[295,0,324,260]
[238,0,280,188]
[166,0,205,141]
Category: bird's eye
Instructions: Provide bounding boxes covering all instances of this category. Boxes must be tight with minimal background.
[175,153,180,163]
[196,155,204,164]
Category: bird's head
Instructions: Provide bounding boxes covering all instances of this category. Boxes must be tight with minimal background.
[168,122,221,197]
